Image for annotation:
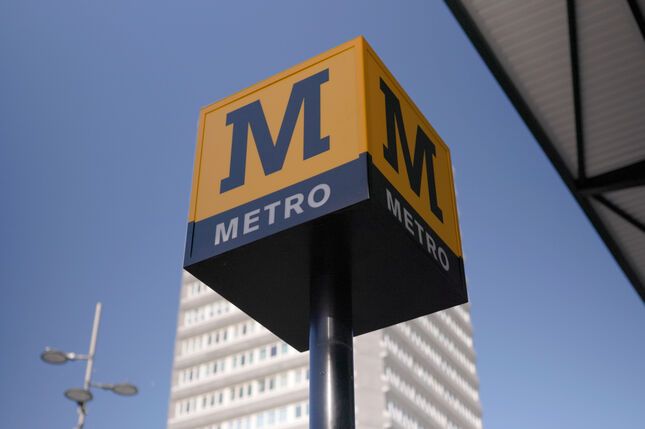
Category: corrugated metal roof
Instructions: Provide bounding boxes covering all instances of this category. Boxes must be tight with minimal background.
[578,0,645,176]
[446,0,645,300]
[473,0,579,174]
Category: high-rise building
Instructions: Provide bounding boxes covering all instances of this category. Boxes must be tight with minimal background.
[167,272,483,429]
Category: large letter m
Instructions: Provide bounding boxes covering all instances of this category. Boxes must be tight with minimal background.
[220,69,330,193]
[380,78,443,223]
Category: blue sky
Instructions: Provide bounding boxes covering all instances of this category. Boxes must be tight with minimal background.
[1,1,643,428]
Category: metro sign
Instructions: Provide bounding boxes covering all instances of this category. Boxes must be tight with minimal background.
[185,36,467,351]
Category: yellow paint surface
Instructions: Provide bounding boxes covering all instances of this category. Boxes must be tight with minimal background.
[363,43,463,256]
[189,38,365,223]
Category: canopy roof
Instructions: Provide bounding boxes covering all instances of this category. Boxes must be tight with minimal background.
[446,0,645,300]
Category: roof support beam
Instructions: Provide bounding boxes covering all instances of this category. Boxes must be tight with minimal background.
[577,160,645,195]
[567,0,586,180]
[627,0,645,43]
[594,195,645,234]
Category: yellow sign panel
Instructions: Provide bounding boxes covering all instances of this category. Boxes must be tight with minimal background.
[363,43,462,256]
[189,40,365,224]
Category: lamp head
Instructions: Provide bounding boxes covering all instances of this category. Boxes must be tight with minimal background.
[64,388,93,404]
[111,383,138,396]
[41,348,69,365]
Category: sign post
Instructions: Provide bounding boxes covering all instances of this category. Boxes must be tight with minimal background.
[308,220,354,429]
[184,36,468,429]
[309,271,355,428]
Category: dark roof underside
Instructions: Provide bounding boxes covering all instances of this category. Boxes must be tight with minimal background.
[445,0,645,301]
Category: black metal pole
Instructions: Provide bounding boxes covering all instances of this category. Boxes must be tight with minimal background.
[309,220,355,429]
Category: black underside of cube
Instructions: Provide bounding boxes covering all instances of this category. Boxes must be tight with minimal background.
[185,164,467,352]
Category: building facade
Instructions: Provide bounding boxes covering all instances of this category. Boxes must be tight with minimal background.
[167,272,483,429]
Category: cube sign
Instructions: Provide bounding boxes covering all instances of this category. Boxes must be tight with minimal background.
[185,36,467,351]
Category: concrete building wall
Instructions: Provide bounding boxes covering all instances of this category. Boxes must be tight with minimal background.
[167,273,482,429]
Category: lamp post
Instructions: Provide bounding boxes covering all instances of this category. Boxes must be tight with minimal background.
[41,302,138,428]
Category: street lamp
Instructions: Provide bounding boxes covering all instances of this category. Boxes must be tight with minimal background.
[41,302,138,429]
